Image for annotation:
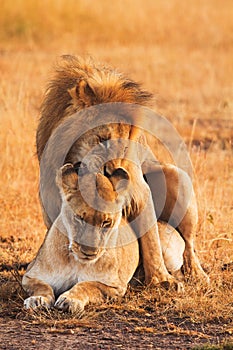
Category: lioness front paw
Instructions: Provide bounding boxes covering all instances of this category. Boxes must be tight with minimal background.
[24,296,53,310]
[55,294,85,314]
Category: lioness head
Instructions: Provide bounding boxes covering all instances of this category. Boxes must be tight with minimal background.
[56,163,129,262]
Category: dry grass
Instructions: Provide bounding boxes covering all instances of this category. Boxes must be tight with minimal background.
[0,0,233,344]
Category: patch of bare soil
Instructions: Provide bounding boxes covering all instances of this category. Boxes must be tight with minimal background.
[1,270,233,350]
[0,311,231,350]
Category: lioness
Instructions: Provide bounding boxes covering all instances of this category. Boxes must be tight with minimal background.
[36,55,208,286]
[23,164,185,313]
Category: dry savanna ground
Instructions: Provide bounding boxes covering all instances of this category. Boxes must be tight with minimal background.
[0,1,233,349]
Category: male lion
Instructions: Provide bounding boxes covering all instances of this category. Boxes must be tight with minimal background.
[23,164,185,313]
[35,55,208,287]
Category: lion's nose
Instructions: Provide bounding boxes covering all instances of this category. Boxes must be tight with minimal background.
[80,245,98,256]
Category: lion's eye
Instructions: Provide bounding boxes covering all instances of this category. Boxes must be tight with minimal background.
[101,220,112,228]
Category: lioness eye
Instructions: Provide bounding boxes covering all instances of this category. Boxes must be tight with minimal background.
[101,220,112,228]
[74,215,84,224]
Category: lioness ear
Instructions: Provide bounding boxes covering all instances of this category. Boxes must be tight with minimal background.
[68,80,96,107]
[56,163,78,193]
[109,168,129,193]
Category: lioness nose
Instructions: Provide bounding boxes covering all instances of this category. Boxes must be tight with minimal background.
[80,245,98,256]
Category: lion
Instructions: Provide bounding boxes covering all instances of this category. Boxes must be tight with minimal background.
[35,55,208,287]
[23,164,185,313]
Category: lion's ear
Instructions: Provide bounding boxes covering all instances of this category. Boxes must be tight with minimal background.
[109,168,129,193]
[56,163,78,193]
[68,80,96,107]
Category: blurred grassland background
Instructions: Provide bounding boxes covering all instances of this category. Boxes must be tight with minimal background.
[0,0,233,326]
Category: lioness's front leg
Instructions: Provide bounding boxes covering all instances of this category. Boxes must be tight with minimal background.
[23,275,55,309]
[22,226,67,310]
[55,281,125,314]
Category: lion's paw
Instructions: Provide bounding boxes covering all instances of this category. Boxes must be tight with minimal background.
[24,296,52,310]
[148,274,184,293]
[160,279,184,293]
[55,294,85,315]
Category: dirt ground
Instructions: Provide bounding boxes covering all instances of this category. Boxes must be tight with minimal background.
[1,267,233,350]
[0,315,230,350]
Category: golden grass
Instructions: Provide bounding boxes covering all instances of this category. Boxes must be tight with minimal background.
[0,0,233,338]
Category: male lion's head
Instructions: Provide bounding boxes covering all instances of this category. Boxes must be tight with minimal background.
[56,163,131,262]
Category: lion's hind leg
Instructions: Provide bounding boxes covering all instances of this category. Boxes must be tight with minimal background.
[177,207,209,283]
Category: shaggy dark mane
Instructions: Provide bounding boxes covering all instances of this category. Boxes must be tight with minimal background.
[36,55,153,160]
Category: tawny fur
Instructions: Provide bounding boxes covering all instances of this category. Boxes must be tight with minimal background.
[37,55,152,160]
[22,164,185,314]
[35,56,209,287]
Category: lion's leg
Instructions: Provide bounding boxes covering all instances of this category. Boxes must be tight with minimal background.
[22,275,55,309]
[55,281,126,314]
[139,224,173,284]
[143,163,209,283]
[177,207,209,283]
[138,225,183,291]
[162,165,209,283]
[131,221,186,286]
[106,158,183,290]
[133,192,183,290]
